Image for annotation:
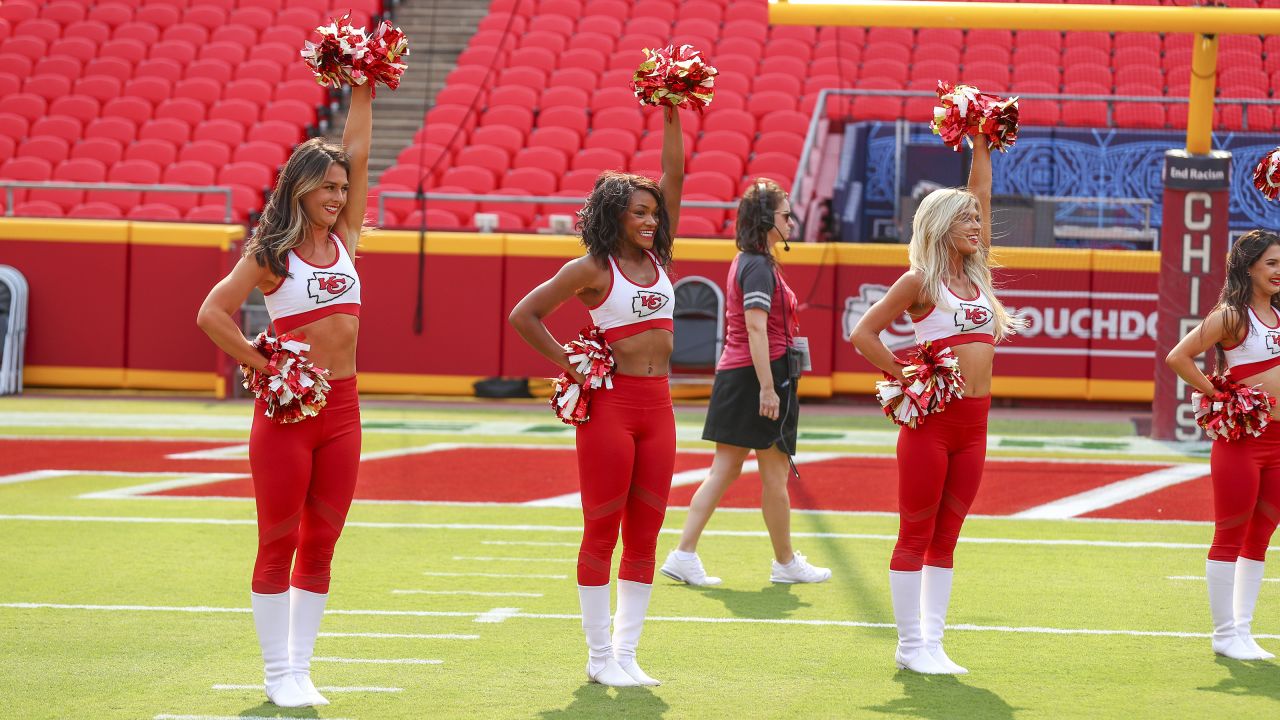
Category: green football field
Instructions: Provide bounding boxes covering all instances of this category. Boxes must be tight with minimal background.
[0,394,1274,720]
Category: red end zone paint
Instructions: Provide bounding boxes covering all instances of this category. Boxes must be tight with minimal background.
[0,439,249,475]
[156,448,714,504]
[666,457,1172,515]
[1082,475,1214,522]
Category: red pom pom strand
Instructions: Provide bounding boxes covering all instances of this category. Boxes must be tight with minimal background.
[300,15,409,97]
[875,342,967,429]
[632,44,717,114]
[240,331,332,424]
[1191,375,1276,441]
[1253,147,1280,201]
[931,81,1020,152]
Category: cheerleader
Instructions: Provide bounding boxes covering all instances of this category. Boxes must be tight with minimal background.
[508,108,685,687]
[196,84,372,707]
[1166,229,1280,661]
[850,140,1021,674]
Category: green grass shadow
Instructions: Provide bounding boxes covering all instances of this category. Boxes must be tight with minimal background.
[536,683,669,719]
[865,673,1020,719]
[1197,657,1280,701]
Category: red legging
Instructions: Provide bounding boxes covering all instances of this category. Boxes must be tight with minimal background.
[1208,423,1280,562]
[574,374,676,586]
[891,395,990,572]
[248,375,361,594]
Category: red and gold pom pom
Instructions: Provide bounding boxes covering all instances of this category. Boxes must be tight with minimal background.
[1253,148,1280,201]
[300,14,409,96]
[875,342,967,428]
[240,332,332,424]
[1191,376,1276,441]
[931,81,1020,152]
[632,44,717,114]
[549,325,616,426]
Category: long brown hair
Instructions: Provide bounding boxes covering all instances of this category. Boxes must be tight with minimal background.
[576,171,673,269]
[243,138,350,278]
[1214,229,1280,370]
[735,177,785,262]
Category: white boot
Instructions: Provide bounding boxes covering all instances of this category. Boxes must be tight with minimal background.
[921,565,968,674]
[889,570,948,674]
[250,591,312,707]
[613,579,661,686]
[1234,558,1275,660]
[289,587,330,706]
[1207,559,1266,660]
[578,584,638,687]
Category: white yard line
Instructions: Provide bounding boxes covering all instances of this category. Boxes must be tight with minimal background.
[164,445,249,460]
[213,684,402,693]
[79,474,248,499]
[1167,575,1280,582]
[451,556,576,563]
[313,657,442,665]
[0,515,1236,549]
[8,601,1273,640]
[474,607,521,624]
[157,716,356,720]
[1013,464,1209,519]
[482,540,578,547]
[320,632,479,640]
[0,470,70,485]
[424,571,568,580]
[392,590,544,598]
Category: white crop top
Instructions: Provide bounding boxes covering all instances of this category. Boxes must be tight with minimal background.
[587,250,674,344]
[1224,306,1280,380]
[263,233,361,333]
[910,283,996,349]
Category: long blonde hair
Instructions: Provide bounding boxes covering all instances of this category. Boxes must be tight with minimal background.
[244,138,350,278]
[908,188,1022,341]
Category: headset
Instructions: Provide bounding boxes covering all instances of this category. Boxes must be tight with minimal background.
[756,179,789,252]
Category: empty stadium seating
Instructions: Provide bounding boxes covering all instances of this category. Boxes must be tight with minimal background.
[0,0,381,222]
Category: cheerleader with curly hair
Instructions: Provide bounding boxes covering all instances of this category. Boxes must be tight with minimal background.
[509,108,684,687]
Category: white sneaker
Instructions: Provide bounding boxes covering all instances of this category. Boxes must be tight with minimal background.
[770,551,832,584]
[659,550,722,586]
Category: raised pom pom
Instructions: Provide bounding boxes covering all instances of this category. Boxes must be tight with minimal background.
[550,325,615,426]
[1191,375,1276,441]
[1253,148,1280,201]
[875,342,967,429]
[931,81,1020,152]
[240,332,332,424]
[632,44,717,114]
[300,15,409,96]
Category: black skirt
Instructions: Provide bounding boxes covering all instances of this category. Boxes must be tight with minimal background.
[701,355,799,455]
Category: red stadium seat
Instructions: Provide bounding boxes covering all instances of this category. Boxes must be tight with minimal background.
[590,87,641,114]
[153,97,207,127]
[677,214,721,237]
[398,208,464,231]
[16,137,70,166]
[233,141,287,170]
[218,162,272,191]
[756,131,804,157]
[1063,46,1111,70]
[113,21,161,46]
[471,125,527,157]
[1113,47,1161,70]
[100,38,147,66]
[68,202,126,220]
[183,5,228,30]
[591,106,644,134]
[455,145,513,176]
[684,171,736,200]
[718,37,764,60]
[528,126,583,156]
[965,62,1012,91]
[571,147,627,173]
[963,43,1012,67]
[560,169,603,193]
[864,41,911,67]
[758,109,808,136]
[584,127,639,156]
[1113,103,1166,129]
[440,166,498,193]
[540,86,591,112]
[200,41,248,67]
[71,138,124,167]
[0,52,31,78]
[48,95,99,128]
[179,140,232,169]
[139,118,191,146]
[1014,45,1061,68]
[520,30,567,55]
[1064,30,1112,54]
[84,116,136,145]
[87,2,133,28]
[0,35,46,61]
[861,58,908,87]
[123,76,173,106]
[497,65,547,89]
[23,74,73,103]
[30,116,82,145]
[135,58,183,84]
[702,108,756,137]
[689,150,745,180]
[512,146,569,176]
[124,139,177,167]
[193,119,246,147]
[225,79,273,103]
[697,131,752,158]
[490,84,540,109]
[173,77,223,108]
[508,46,558,75]
[14,200,64,218]
[1061,82,1110,126]
[251,120,302,148]
[39,57,82,81]
[1063,64,1113,91]
[209,98,261,128]
[1113,32,1161,54]
[15,18,59,43]
[501,167,559,195]
[128,203,183,221]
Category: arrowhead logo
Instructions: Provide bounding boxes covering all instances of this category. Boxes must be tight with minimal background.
[307,272,355,304]
[954,303,992,332]
[1268,331,1280,356]
[632,291,670,318]
[842,284,914,349]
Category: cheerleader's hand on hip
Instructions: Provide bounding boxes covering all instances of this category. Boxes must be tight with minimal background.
[759,386,780,421]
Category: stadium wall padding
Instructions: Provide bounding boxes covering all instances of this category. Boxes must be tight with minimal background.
[0,219,1158,401]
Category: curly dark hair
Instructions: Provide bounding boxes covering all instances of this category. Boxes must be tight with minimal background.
[1213,229,1280,371]
[576,171,673,269]
[735,177,786,263]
